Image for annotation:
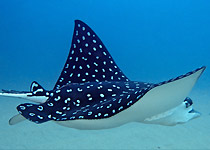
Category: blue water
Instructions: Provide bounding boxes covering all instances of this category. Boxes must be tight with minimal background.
[0,0,210,149]
[0,0,209,90]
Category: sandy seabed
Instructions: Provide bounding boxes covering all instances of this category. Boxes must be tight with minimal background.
[0,89,209,150]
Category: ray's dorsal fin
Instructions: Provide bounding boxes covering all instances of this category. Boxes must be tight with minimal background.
[54,20,129,89]
[30,81,46,96]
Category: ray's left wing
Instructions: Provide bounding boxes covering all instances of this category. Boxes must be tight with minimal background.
[54,20,129,89]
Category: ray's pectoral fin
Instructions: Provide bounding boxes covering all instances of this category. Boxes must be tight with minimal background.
[53,20,130,90]
[17,103,50,124]
[142,97,201,126]
[9,114,26,125]
[139,67,205,126]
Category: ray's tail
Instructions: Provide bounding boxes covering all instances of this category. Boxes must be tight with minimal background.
[0,81,50,103]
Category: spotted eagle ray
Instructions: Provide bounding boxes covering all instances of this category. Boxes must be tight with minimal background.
[0,20,206,130]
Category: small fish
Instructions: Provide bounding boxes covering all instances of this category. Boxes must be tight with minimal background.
[0,20,206,130]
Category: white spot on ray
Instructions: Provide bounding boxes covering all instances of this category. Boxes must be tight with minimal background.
[48,103,53,106]
[37,115,43,120]
[56,90,61,93]
[107,104,112,109]
[54,96,61,101]
[65,64,69,68]
[100,94,105,97]
[77,88,82,92]
[79,48,83,53]
[56,111,62,115]
[82,57,87,60]
[112,94,116,97]
[88,111,92,115]
[37,106,43,111]
[29,113,35,116]
[87,32,90,36]
[59,78,64,82]
[104,114,108,117]
[88,97,93,101]
[64,98,71,103]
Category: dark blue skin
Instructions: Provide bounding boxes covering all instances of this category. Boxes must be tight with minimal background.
[17,81,152,123]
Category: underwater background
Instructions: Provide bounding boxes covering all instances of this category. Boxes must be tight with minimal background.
[0,0,210,149]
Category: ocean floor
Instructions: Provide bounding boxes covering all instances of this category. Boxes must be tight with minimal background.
[0,88,210,150]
